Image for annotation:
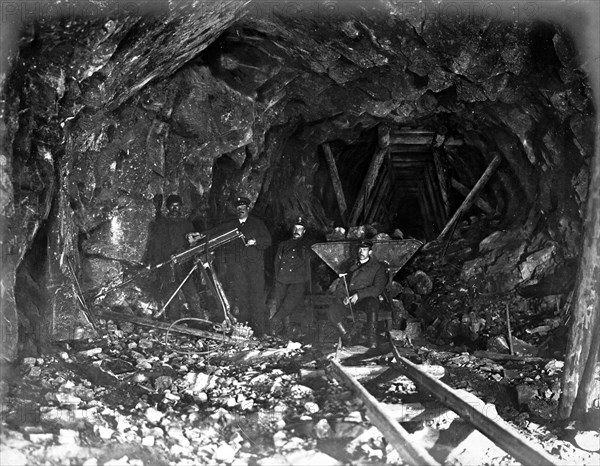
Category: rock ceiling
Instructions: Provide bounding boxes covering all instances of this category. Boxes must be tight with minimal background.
[0,0,598,357]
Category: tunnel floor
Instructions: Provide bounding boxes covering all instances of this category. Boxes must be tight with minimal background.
[2,222,599,466]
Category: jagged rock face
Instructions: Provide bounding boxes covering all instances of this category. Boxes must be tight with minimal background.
[0,1,596,358]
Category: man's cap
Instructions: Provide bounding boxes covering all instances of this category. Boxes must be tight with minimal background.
[293,216,306,227]
[358,239,373,249]
[165,194,183,208]
[235,196,251,207]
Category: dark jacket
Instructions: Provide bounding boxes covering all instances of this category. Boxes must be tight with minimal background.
[347,257,387,301]
[144,216,196,266]
[274,237,311,284]
[220,215,271,266]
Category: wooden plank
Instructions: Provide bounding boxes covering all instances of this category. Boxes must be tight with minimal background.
[389,340,560,466]
[433,149,451,217]
[322,142,348,223]
[438,153,502,240]
[423,166,445,232]
[451,178,494,214]
[100,310,239,344]
[559,129,600,418]
[329,359,441,466]
[472,351,547,363]
[365,170,391,224]
[348,125,390,226]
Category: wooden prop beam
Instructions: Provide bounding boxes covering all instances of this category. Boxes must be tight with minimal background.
[329,359,441,466]
[438,153,502,240]
[451,178,494,214]
[389,340,559,466]
[322,142,348,224]
[432,149,451,217]
[348,125,390,226]
[100,311,238,344]
[559,127,600,418]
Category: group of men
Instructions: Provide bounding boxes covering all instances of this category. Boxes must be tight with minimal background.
[144,194,388,345]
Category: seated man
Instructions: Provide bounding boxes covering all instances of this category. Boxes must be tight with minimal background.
[327,239,387,347]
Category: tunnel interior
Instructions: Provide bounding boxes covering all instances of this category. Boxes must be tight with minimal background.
[0,1,596,364]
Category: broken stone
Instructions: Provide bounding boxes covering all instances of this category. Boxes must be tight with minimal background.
[326,228,346,241]
[22,357,37,366]
[77,347,103,357]
[290,385,313,399]
[406,270,433,295]
[516,385,538,406]
[346,226,366,240]
[214,442,238,463]
[544,359,564,376]
[58,429,80,445]
[314,419,332,438]
[511,337,539,357]
[373,233,392,241]
[304,402,319,414]
[28,432,55,443]
[0,449,28,466]
[94,425,114,439]
[344,411,363,423]
[273,430,287,449]
[574,431,600,452]
[29,367,42,377]
[145,407,164,424]
[155,375,173,391]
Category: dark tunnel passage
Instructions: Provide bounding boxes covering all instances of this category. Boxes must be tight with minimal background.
[0,2,599,444]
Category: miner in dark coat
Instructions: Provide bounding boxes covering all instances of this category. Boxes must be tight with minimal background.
[144,194,205,321]
[272,217,312,338]
[219,196,272,336]
[328,239,387,347]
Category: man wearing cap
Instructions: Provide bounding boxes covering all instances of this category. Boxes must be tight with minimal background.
[220,196,272,336]
[272,217,312,338]
[328,239,387,347]
[144,194,206,321]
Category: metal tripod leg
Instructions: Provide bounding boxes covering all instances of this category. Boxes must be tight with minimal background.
[155,262,200,319]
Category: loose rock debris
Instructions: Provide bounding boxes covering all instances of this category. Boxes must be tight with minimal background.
[1,316,598,465]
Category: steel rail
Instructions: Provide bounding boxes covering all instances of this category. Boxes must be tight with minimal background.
[388,337,562,466]
[329,358,441,466]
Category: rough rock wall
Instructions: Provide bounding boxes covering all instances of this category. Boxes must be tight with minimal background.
[1,3,596,359]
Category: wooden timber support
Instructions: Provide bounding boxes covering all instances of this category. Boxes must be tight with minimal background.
[322,142,348,224]
[389,339,560,466]
[558,126,600,419]
[437,153,503,240]
[329,358,441,466]
[348,125,390,226]
[432,149,451,217]
[365,162,392,223]
[100,310,240,344]
[451,178,494,214]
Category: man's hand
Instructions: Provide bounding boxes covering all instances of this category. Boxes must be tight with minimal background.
[343,294,358,306]
[186,232,204,244]
[246,238,257,246]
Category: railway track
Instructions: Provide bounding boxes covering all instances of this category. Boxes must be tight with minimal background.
[327,335,561,466]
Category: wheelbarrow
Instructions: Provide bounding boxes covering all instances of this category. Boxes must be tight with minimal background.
[309,239,424,337]
[311,239,423,282]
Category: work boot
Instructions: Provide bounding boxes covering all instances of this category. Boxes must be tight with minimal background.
[336,322,352,346]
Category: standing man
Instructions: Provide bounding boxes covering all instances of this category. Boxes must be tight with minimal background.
[220,196,271,336]
[272,217,312,338]
[328,239,387,347]
[144,194,206,321]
